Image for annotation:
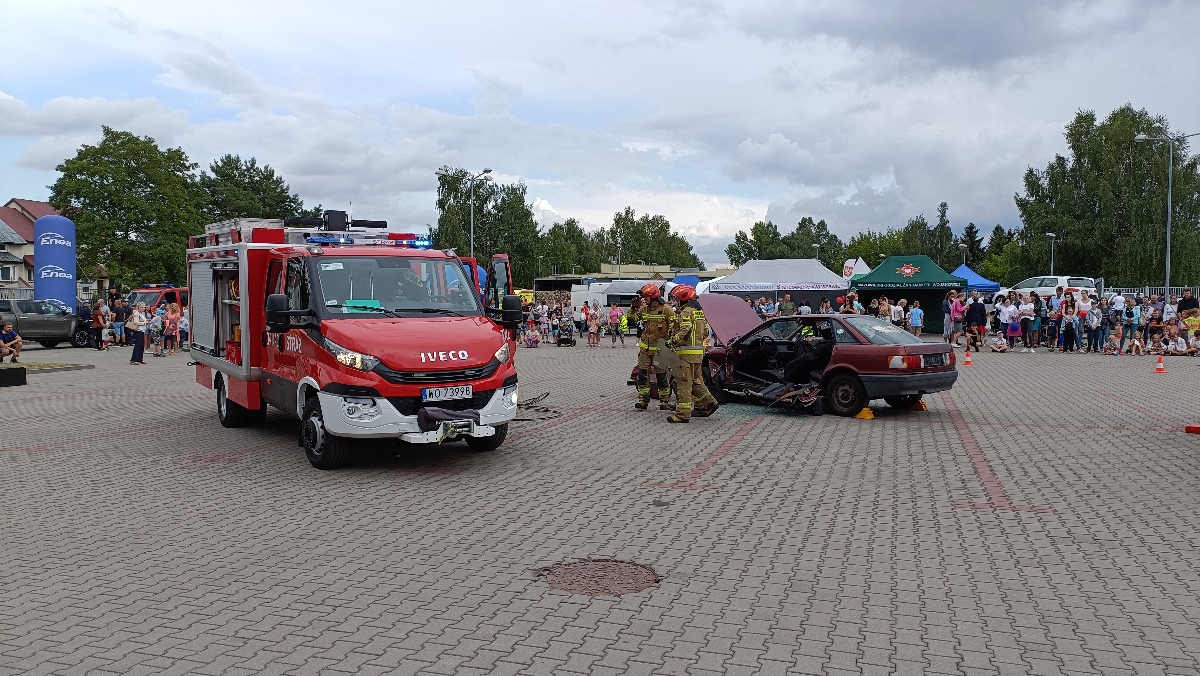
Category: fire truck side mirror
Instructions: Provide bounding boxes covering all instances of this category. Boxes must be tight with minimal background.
[501,294,522,327]
[265,293,291,331]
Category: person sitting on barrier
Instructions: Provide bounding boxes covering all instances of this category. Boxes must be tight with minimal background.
[0,321,20,363]
[1190,330,1200,356]
[1163,328,1190,356]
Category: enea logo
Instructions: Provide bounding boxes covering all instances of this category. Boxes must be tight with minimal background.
[38,265,74,280]
[38,232,73,247]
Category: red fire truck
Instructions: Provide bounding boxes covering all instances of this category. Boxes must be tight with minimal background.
[186,211,522,469]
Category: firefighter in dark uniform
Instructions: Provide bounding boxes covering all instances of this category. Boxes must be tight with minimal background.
[630,283,674,410]
[665,285,719,423]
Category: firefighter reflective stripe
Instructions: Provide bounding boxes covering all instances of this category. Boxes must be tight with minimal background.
[677,346,704,355]
[642,313,666,320]
[637,341,658,351]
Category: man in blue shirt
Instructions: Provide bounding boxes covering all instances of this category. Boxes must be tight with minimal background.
[0,321,21,363]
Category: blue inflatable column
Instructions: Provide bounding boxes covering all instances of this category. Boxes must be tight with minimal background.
[33,215,77,306]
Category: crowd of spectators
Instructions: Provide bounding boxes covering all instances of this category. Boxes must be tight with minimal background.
[82,286,190,364]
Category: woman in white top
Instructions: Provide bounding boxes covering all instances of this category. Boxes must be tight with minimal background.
[1018,295,1037,352]
[890,299,906,326]
[997,298,1019,349]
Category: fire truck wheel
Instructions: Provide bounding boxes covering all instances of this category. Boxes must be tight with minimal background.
[465,423,508,452]
[301,398,352,469]
[217,377,264,428]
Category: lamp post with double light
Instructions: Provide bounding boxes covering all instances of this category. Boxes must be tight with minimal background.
[434,167,492,259]
[960,242,967,266]
[1134,125,1200,292]
[1046,233,1056,276]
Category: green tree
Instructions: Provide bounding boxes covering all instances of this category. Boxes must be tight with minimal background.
[603,207,703,271]
[844,229,904,267]
[49,126,206,288]
[725,221,789,266]
[960,222,985,267]
[929,202,956,269]
[1014,104,1200,286]
[985,224,1014,258]
[198,154,316,220]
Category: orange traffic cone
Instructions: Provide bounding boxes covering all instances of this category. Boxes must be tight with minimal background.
[963,349,973,366]
[1155,355,1167,373]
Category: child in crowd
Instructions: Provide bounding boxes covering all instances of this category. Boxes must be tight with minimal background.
[907,301,923,337]
[1128,331,1145,356]
[1148,331,1166,355]
[1190,330,1200,356]
[1164,329,1190,356]
[101,325,114,350]
[989,331,1009,353]
[1104,334,1121,355]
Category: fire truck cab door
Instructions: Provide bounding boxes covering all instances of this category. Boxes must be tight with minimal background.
[261,256,305,417]
[485,254,513,310]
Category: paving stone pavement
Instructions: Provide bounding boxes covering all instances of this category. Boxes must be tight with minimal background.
[1,342,1199,675]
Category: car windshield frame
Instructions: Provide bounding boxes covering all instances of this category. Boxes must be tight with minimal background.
[311,255,483,319]
[842,315,925,345]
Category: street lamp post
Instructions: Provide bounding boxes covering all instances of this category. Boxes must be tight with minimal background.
[616,235,622,280]
[1046,233,1056,276]
[812,243,819,261]
[959,242,967,266]
[1135,125,1200,293]
[537,255,544,278]
[434,167,492,259]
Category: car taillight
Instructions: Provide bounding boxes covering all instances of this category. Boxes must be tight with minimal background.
[949,350,956,366]
[888,355,923,369]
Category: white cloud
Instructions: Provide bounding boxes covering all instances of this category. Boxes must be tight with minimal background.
[1,0,1198,268]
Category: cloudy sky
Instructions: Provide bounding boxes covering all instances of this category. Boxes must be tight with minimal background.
[2,0,1198,265]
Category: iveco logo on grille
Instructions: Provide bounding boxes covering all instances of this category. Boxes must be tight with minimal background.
[421,350,469,363]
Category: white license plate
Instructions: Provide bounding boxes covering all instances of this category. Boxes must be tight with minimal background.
[422,385,473,402]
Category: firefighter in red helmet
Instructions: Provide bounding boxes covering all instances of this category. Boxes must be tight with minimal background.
[664,285,718,422]
[630,283,674,410]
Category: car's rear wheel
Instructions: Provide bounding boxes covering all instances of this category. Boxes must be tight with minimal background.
[884,394,922,410]
[39,341,60,349]
[465,423,508,452]
[825,373,866,417]
[217,376,265,428]
[70,328,91,348]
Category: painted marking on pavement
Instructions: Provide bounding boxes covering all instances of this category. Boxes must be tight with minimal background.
[1099,390,1182,431]
[940,392,1053,513]
[642,416,765,491]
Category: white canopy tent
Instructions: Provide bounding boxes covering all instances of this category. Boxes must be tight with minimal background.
[707,259,848,298]
[696,276,726,295]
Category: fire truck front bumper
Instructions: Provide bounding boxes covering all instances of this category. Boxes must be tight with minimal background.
[316,385,519,443]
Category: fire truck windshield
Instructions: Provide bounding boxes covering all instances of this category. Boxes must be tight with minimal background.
[314,256,483,317]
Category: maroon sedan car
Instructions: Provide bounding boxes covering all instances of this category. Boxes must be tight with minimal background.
[698,294,957,416]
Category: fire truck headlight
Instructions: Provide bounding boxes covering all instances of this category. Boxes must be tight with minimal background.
[502,385,518,408]
[493,343,510,364]
[341,397,381,422]
[324,338,381,371]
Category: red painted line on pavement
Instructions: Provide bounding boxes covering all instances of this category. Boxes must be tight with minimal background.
[642,416,765,491]
[1098,390,1182,431]
[940,392,1053,513]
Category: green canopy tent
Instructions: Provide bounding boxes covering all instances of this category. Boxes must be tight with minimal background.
[850,256,966,334]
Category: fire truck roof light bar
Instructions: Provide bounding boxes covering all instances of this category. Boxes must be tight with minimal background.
[283,210,387,231]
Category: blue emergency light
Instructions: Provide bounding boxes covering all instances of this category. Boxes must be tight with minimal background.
[306,235,354,245]
[392,238,433,249]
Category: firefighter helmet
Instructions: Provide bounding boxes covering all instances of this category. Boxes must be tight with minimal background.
[640,283,662,300]
[669,284,697,304]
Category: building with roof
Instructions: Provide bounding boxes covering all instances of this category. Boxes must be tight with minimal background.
[0,198,55,292]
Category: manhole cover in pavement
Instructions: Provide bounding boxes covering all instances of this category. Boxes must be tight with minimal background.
[540,560,660,596]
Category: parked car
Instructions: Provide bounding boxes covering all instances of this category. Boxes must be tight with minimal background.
[125,285,189,310]
[994,275,1098,304]
[0,298,90,348]
[698,294,957,416]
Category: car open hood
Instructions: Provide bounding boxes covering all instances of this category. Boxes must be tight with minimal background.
[697,294,763,346]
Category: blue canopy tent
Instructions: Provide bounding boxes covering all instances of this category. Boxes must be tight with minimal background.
[672,274,700,288]
[951,264,1000,294]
